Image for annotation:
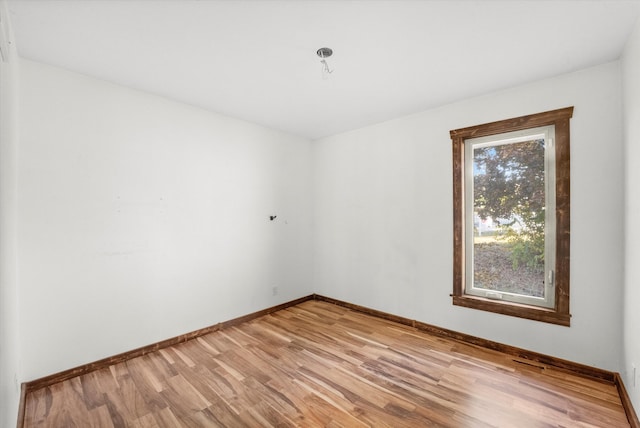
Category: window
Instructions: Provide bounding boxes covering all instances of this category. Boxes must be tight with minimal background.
[450,107,573,326]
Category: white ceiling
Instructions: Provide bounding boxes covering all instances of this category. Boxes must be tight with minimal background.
[7,0,640,140]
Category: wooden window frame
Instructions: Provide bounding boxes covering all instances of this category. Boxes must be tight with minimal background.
[450,107,573,326]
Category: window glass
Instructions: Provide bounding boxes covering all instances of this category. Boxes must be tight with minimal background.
[465,127,554,308]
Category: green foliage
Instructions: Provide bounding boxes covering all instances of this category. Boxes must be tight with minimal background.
[474,139,546,271]
[501,211,545,271]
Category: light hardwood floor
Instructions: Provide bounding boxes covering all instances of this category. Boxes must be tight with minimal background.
[23,300,630,427]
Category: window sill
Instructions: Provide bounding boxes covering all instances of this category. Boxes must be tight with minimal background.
[452,294,571,326]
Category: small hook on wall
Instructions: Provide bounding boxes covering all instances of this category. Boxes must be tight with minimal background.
[269,215,277,221]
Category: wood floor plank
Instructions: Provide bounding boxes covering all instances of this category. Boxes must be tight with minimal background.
[23,300,631,427]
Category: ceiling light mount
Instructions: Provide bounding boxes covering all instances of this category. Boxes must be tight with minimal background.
[316,47,333,59]
[316,47,334,79]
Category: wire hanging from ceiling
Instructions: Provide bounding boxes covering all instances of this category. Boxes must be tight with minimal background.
[317,47,333,79]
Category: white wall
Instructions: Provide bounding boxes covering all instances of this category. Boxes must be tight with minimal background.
[623,17,640,411]
[313,61,624,371]
[18,59,313,380]
[0,0,21,427]
[0,1,20,426]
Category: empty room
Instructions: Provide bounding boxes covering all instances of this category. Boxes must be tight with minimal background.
[1,0,640,426]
